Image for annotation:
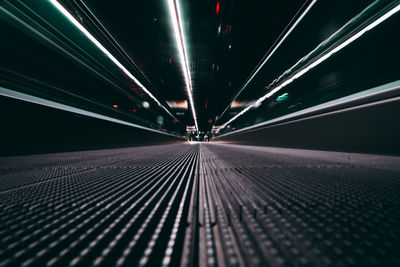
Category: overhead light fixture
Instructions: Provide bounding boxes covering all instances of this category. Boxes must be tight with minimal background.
[218,2,400,132]
[48,0,176,120]
[167,0,199,130]
[142,101,150,109]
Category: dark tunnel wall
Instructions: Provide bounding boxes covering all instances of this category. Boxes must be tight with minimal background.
[0,96,184,156]
[214,97,400,155]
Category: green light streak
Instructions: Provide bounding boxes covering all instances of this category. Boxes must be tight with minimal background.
[276,93,289,102]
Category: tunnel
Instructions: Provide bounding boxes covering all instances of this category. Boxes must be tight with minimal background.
[1,0,400,266]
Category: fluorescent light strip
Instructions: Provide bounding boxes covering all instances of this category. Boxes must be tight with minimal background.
[0,86,180,137]
[218,3,400,132]
[48,0,175,119]
[167,0,198,130]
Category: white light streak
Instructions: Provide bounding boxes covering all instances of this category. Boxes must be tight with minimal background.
[239,0,317,95]
[0,86,181,138]
[167,0,198,130]
[218,3,400,132]
[216,0,317,122]
[48,0,175,119]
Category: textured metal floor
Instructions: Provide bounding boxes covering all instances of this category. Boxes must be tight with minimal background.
[1,143,400,266]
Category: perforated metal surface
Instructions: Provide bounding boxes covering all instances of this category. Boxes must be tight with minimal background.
[1,143,399,266]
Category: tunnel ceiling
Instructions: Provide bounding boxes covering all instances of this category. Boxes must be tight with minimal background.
[1,0,399,135]
[81,0,305,130]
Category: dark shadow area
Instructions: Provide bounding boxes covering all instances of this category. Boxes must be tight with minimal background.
[215,98,400,155]
[0,96,183,156]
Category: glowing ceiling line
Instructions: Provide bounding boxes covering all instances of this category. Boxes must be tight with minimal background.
[75,0,179,124]
[0,86,180,138]
[232,0,317,107]
[48,0,175,119]
[218,3,400,132]
[264,0,385,92]
[167,0,198,130]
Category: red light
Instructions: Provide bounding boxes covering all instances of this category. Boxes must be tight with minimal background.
[169,58,172,64]
[216,2,220,14]
[113,104,118,108]
[225,25,229,35]
[132,109,136,112]
[131,87,143,94]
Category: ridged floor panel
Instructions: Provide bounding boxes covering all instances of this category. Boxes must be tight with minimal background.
[1,143,399,266]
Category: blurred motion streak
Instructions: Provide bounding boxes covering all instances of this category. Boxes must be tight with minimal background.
[218,1,400,132]
[48,0,176,120]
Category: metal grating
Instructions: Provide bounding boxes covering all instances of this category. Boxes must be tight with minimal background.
[1,143,400,266]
